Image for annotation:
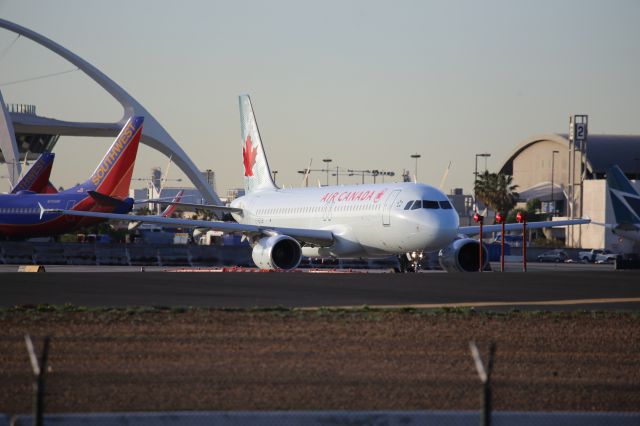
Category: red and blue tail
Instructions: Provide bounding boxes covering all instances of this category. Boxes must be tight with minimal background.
[78,116,144,199]
[11,152,55,194]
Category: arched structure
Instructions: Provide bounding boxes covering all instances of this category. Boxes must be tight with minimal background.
[498,133,640,207]
[0,18,222,205]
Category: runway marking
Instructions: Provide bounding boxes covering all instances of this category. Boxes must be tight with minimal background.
[303,297,640,310]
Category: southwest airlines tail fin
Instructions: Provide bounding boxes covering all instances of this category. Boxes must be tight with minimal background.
[239,95,277,194]
[78,116,144,199]
[11,152,55,194]
[606,165,640,226]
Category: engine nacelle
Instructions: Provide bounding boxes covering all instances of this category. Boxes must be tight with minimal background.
[252,235,302,270]
[438,238,490,272]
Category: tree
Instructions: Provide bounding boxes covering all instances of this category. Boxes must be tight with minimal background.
[474,171,519,215]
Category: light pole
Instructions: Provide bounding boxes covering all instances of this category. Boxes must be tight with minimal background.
[474,153,491,208]
[551,150,559,215]
[322,158,332,186]
[271,170,278,185]
[410,154,421,182]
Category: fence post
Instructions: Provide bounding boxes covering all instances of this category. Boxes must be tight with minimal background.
[470,341,496,426]
[25,334,50,426]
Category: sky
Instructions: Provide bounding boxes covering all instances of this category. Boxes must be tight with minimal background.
[0,0,639,197]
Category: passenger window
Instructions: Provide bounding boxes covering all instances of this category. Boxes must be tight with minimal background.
[423,200,439,209]
[411,200,422,210]
[439,200,453,209]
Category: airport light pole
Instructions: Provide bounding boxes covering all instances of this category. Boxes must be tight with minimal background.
[410,154,421,182]
[551,150,559,215]
[271,170,278,185]
[517,211,527,272]
[322,158,332,186]
[473,212,484,272]
[495,212,505,272]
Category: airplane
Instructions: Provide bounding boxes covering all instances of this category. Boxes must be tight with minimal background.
[601,164,640,243]
[8,151,58,194]
[1,116,143,238]
[42,95,589,272]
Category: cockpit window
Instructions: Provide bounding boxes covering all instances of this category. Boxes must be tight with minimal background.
[411,200,422,210]
[422,200,439,209]
[404,201,414,210]
[439,200,453,209]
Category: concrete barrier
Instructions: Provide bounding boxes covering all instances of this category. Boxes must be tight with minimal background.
[17,265,45,272]
[0,242,253,267]
[10,410,640,426]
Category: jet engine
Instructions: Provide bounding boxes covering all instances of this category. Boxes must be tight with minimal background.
[438,238,490,272]
[252,235,302,270]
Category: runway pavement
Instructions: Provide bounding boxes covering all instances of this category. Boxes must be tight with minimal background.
[1,266,639,311]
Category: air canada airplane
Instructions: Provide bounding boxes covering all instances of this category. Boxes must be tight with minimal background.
[601,164,640,243]
[8,151,57,194]
[1,116,143,238]
[43,96,589,271]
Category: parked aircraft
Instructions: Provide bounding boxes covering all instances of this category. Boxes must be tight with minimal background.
[1,116,143,237]
[9,151,57,194]
[43,96,589,271]
[603,164,640,243]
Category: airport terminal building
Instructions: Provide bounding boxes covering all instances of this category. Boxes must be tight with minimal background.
[499,134,640,253]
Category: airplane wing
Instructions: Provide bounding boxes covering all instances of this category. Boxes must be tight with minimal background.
[40,207,334,247]
[459,218,591,236]
[143,200,243,215]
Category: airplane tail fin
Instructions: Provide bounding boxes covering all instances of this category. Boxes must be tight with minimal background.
[160,189,184,218]
[239,95,277,194]
[43,182,58,194]
[606,165,640,225]
[79,116,144,199]
[11,152,55,194]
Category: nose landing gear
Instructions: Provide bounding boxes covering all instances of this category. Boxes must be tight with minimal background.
[397,251,423,273]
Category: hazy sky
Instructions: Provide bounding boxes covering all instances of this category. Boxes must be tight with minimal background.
[1,0,639,196]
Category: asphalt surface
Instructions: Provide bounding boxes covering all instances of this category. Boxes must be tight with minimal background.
[1,267,639,310]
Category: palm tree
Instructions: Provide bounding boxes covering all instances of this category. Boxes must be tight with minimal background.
[474,171,519,215]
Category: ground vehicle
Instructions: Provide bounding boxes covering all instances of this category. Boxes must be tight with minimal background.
[493,233,526,247]
[595,250,618,264]
[537,249,568,263]
[579,249,614,263]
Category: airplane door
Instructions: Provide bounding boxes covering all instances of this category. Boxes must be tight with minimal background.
[382,189,401,226]
[322,201,334,222]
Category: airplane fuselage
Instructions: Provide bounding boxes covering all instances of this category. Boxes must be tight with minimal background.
[230,182,459,258]
[0,188,109,237]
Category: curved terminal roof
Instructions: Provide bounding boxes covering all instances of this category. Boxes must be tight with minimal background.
[499,134,640,179]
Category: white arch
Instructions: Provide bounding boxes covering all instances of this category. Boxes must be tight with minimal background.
[0,18,221,205]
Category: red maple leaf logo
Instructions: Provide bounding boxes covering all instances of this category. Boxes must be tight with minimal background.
[243,135,258,177]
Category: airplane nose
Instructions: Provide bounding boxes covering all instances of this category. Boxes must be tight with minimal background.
[428,211,458,249]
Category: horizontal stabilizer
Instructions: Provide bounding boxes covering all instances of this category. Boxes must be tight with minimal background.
[88,190,125,207]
